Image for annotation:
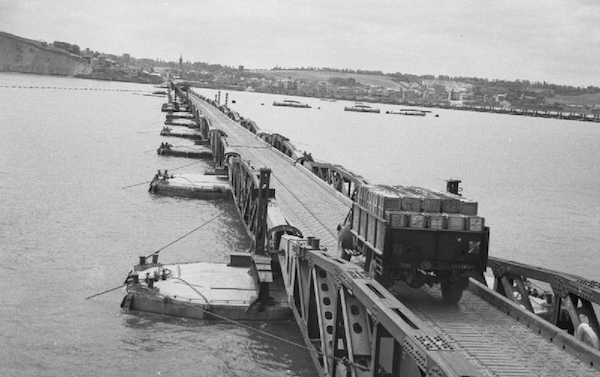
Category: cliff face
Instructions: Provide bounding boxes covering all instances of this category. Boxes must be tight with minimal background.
[0,32,92,76]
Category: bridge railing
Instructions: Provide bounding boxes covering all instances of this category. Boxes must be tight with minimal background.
[484,256,600,350]
[187,87,369,201]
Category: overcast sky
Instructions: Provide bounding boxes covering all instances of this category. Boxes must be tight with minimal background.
[2,0,599,87]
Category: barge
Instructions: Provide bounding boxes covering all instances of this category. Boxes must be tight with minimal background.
[160,126,204,140]
[272,99,311,108]
[149,170,231,198]
[344,102,381,113]
[156,142,213,158]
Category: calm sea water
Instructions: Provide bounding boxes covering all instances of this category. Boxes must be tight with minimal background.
[0,73,315,377]
[2,73,599,377]
[200,88,600,279]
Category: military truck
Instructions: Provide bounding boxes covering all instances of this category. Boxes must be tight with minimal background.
[344,182,490,304]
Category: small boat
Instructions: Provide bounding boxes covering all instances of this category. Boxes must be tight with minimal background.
[344,103,380,113]
[386,109,427,116]
[272,99,311,108]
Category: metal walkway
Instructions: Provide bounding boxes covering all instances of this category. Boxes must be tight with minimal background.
[188,93,599,377]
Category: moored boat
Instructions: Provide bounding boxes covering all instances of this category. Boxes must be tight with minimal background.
[344,103,380,113]
[272,99,311,108]
[385,109,427,116]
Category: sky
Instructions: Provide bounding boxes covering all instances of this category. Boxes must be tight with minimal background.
[1,0,599,87]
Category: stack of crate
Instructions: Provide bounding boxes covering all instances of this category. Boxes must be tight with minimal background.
[352,184,486,253]
[354,185,403,250]
[383,185,485,232]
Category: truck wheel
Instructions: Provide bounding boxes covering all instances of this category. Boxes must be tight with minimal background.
[441,281,464,304]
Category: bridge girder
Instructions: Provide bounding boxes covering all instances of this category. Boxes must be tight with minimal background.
[279,234,479,377]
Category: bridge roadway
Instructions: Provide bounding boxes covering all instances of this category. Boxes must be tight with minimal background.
[191,96,598,377]
[197,99,352,249]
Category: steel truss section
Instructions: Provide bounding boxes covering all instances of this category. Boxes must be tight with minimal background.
[487,256,600,351]
[304,161,368,201]
[279,234,479,377]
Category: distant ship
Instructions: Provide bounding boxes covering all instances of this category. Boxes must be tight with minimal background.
[344,103,381,113]
[272,99,311,108]
[386,109,427,116]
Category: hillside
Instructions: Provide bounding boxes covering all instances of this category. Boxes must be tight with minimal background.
[0,31,92,76]
[546,93,600,107]
[253,69,403,89]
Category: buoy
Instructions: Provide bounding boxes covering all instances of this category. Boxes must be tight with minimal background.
[576,323,600,349]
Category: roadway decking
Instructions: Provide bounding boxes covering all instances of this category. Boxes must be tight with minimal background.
[190,94,599,377]
[195,97,352,250]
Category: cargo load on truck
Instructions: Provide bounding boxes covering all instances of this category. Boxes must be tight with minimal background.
[344,183,489,304]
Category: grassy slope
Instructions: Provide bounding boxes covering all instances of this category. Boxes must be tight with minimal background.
[254,69,600,107]
[253,69,403,89]
[547,93,600,106]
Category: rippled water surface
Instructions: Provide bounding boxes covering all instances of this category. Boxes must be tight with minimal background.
[2,73,600,377]
[0,73,315,377]
[199,88,600,279]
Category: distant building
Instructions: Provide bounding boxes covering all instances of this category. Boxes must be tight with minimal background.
[448,90,461,101]
[494,94,507,103]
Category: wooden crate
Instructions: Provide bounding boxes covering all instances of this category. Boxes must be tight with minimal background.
[466,216,485,231]
[386,210,409,228]
[375,191,401,218]
[460,199,479,215]
[427,213,447,229]
[375,219,387,251]
[359,207,369,240]
[447,214,467,230]
[367,213,377,246]
[401,196,422,212]
[406,186,442,213]
[352,203,362,233]
[408,212,427,228]
[390,185,422,211]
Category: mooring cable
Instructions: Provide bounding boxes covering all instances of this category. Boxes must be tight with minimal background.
[85,215,221,300]
[145,214,221,258]
[121,180,152,190]
[152,279,369,372]
[84,284,127,300]
[121,160,204,189]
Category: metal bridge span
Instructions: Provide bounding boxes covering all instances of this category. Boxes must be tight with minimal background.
[185,89,599,377]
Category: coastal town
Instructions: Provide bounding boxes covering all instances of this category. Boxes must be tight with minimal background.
[167,56,600,117]
[2,30,600,116]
